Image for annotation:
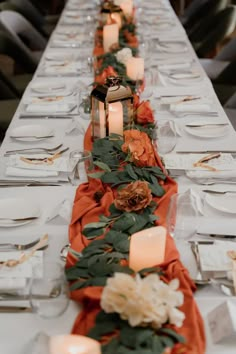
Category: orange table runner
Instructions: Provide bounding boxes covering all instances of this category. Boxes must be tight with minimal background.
[66,5,206,353]
[67,129,205,354]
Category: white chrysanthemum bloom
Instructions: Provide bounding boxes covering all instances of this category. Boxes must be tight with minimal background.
[101,272,185,329]
[115,48,133,65]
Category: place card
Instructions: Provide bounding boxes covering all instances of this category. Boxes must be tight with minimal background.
[163,153,236,171]
[46,199,72,224]
[208,300,236,343]
[198,242,236,272]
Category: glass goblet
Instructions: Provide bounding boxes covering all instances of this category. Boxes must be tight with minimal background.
[167,193,199,242]
[156,120,177,155]
[29,261,69,319]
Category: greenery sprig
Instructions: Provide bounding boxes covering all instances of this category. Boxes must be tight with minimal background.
[89,311,185,354]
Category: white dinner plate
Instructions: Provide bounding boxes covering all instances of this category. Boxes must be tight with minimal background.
[0,198,40,227]
[168,73,203,86]
[185,125,229,138]
[10,125,54,141]
[31,83,66,94]
[205,194,236,214]
[157,41,188,53]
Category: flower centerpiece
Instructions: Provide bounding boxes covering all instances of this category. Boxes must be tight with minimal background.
[87,272,186,354]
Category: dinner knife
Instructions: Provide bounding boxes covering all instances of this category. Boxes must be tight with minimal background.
[197,232,236,239]
[19,115,75,119]
[202,190,236,194]
[0,306,32,313]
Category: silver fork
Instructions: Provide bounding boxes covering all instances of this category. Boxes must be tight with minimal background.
[173,111,219,118]
[0,238,40,251]
[4,144,63,155]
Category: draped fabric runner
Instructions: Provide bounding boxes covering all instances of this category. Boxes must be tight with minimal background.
[66,5,206,353]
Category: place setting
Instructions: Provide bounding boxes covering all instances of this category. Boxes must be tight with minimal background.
[20,91,78,117]
[166,190,236,296]
[0,240,70,317]
[0,197,41,228]
[8,125,54,142]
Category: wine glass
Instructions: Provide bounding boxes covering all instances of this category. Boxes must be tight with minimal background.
[167,193,199,242]
[29,261,69,319]
[156,120,177,155]
[68,150,94,185]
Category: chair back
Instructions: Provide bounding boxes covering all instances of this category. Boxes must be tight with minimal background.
[185,0,228,33]
[225,92,236,108]
[214,59,236,85]
[192,6,236,58]
[216,37,236,61]
[0,29,36,72]
[0,10,46,63]
[9,0,46,34]
[0,68,20,98]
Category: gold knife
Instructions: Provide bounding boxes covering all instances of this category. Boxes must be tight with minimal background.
[0,306,32,313]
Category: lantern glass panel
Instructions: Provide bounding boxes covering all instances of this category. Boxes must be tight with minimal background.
[91,77,133,140]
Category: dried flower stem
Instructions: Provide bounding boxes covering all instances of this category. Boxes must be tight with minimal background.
[0,234,48,268]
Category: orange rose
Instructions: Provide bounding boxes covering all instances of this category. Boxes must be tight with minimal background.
[96,66,118,84]
[135,100,155,125]
[114,181,152,212]
[123,30,138,47]
[122,130,156,167]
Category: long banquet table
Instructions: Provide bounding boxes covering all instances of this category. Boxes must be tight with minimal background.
[0,0,236,353]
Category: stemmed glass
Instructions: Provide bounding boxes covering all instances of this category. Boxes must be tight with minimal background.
[167,193,199,242]
[29,261,69,319]
[155,120,177,155]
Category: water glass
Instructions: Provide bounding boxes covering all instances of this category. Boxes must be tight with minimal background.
[156,120,177,155]
[167,193,199,241]
[78,90,91,120]
[69,150,93,185]
[29,261,69,319]
[140,70,153,100]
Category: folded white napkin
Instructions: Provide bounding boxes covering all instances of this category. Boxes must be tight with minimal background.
[26,103,75,113]
[187,170,236,180]
[0,278,26,291]
[6,167,59,177]
[51,40,80,48]
[198,241,235,272]
[43,62,80,74]
[7,155,70,173]
[170,103,211,112]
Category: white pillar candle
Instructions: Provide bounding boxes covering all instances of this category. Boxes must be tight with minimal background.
[110,13,122,29]
[103,23,119,53]
[126,57,144,81]
[99,101,106,138]
[129,226,167,272]
[50,335,101,354]
[120,0,133,17]
[108,101,123,136]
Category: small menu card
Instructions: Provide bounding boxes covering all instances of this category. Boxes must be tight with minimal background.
[208,300,236,343]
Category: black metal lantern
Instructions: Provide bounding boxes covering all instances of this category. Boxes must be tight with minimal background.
[100,1,123,28]
[91,76,133,140]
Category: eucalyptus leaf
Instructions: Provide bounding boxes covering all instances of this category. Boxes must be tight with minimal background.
[84,221,108,229]
[159,328,185,343]
[152,336,164,353]
[112,213,136,231]
[82,227,105,239]
[125,164,138,180]
[105,229,128,243]
[88,171,105,179]
[102,338,119,354]
[160,336,174,348]
[93,161,111,172]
